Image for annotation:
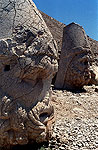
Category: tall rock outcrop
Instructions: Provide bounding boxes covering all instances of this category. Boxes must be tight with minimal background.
[0,0,58,147]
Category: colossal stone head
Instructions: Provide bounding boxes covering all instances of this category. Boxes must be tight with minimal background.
[55,23,92,90]
[0,0,58,147]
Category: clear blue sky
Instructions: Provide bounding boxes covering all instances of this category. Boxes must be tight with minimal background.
[33,0,98,41]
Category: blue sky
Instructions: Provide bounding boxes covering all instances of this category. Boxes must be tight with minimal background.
[33,0,98,41]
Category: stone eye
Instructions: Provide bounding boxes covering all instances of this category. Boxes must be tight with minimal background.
[4,65,10,71]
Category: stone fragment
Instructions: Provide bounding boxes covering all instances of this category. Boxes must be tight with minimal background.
[55,22,92,90]
[0,0,58,147]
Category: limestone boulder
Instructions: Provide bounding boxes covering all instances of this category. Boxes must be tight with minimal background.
[54,23,92,90]
[0,0,58,147]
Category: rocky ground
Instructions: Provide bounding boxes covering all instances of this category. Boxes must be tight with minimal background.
[2,85,97,150]
[48,85,98,150]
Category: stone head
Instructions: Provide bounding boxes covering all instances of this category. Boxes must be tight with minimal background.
[63,23,92,89]
[0,0,58,146]
[55,23,92,90]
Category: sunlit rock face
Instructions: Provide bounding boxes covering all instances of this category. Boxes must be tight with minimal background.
[0,0,58,147]
[55,23,92,90]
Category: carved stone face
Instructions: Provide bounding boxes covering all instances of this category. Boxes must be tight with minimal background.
[64,47,92,89]
[0,0,58,147]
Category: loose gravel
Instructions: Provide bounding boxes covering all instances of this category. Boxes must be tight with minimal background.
[47,85,98,150]
[48,118,98,150]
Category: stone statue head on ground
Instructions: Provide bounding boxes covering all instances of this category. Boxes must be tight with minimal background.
[55,23,93,90]
[0,0,58,147]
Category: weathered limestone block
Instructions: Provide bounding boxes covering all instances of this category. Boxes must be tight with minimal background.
[0,0,58,147]
[55,23,92,90]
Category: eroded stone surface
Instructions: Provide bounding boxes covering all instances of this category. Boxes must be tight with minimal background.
[0,0,58,147]
[54,23,92,90]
